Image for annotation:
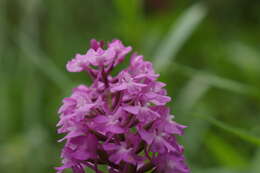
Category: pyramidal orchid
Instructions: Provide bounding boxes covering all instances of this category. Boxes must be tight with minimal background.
[56,39,189,173]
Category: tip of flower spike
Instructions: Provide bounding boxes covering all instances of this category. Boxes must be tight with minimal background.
[66,39,132,74]
[66,54,87,72]
[90,39,104,50]
[58,39,189,173]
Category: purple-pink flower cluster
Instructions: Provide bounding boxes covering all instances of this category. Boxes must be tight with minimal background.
[56,39,189,173]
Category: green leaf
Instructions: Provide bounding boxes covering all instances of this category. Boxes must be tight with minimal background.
[195,114,260,146]
[153,3,207,71]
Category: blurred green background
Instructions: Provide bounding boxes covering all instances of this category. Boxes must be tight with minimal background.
[1,0,260,173]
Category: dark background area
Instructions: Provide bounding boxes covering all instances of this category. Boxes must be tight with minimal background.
[0,0,260,172]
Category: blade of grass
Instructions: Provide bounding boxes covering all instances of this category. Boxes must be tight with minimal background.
[194,114,260,146]
[205,133,248,169]
[0,0,11,143]
[18,0,43,131]
[172,63,260,99]
[0,75,10,142]
[0,0,7,54]
[153,3,207,72]
[17,33,73,92]
[141,28,162,58]
[174,74,211,157]
[192,167,241,173]
[182,114,210,158]
[14,2,57,172]
[22,68,43,129]
[175,74,210,116]
[228,42,260,75]
[251,149,260,173]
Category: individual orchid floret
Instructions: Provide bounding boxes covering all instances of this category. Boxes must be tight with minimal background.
[153,152,189,173]
[90,39,104,51]
[66,47,116,72]
[110,71,147,93]
[108,39,132,66]
[56,39,189,173]
[128,54,159,81]
[67,39,131,75]
[103,142,139,165]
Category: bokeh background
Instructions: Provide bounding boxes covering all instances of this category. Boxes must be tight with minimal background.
[1,0,260,173]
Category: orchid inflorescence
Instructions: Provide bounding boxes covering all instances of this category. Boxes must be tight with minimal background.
[56,39,189,173]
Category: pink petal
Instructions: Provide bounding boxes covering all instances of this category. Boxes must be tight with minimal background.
[123,106,139,114]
